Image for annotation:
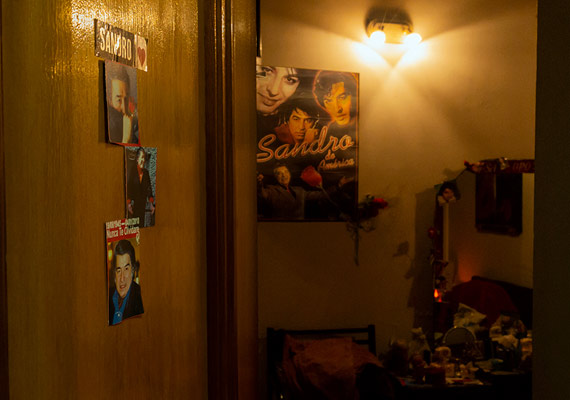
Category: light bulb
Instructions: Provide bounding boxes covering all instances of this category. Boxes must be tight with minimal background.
[369,30,386,47]
[403,32,422,47]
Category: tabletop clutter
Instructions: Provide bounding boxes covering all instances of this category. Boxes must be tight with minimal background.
[381,304,532,386]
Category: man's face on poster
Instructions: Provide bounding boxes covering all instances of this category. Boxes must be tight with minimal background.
[274,166,291,187]
[256,66,300,116]
[111,79,129,115]
[114,253,133,298]
[288,108,316,144]
[137,151,145,169]
[323,82,352,126]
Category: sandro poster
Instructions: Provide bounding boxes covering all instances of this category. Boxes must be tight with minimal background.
[256,65,359,221]
[106,218,144,326]
[125,147,157,228]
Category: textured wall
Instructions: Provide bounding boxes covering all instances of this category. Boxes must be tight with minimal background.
[258,0,536,359]
[3,0,206,398]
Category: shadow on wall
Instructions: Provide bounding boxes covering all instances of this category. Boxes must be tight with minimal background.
[404,188,437,335]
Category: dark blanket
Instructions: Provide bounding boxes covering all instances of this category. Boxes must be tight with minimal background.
[281,335,396,400]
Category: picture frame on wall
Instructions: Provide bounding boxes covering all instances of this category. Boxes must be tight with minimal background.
[476,173,523,236]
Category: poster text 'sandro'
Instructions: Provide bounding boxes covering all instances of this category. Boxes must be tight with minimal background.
[257,127,355,163]
[99,28,132,61]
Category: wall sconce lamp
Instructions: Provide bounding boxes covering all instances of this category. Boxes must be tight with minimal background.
[366,17,422,47]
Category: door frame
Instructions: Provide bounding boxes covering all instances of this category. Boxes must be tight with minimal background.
[204,0,257,398]
[0,0,10,395]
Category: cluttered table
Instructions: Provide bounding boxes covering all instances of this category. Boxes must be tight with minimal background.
[398,369,531,400]
[385,299,533,400]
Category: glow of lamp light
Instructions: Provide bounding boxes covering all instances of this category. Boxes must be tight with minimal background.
[369,30,386,47]
[403,32,422,47]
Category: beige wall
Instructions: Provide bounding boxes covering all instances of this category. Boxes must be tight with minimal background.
[258,0,536,357]
[449,173,534,289]
[4,0,206,397]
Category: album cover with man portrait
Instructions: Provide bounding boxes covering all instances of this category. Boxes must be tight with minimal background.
[256,65,359,221]
[106,218,144,326]
[105,59,140,146]
[124,147,157,228]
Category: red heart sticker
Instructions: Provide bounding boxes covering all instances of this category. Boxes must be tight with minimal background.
[137,47,146,67]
